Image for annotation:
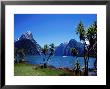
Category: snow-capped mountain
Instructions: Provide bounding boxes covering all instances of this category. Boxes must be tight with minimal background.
[14,31,41,55]
[15,31,85,56]
[19,31,33,40]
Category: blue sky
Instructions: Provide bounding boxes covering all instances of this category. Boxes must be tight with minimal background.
[14,14,97,47]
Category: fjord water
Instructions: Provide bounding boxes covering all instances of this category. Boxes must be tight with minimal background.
[24,56,96,69]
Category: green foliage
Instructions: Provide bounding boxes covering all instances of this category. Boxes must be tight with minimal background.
[44,44,49,50]
[73,59,81,75]
[41,43,55,68]
[71,48,78,56]
[76,21,97,46]
[42,43,55,56]
[76,21,97,54]
[76,21,85,41]
[42,44,49,56]
[87,21,97,47]
[49,43,55,56]
[14,47,25,63]
[74,59,80,70]
[75,21,97,76]
[71,48,81,75]
[49,43,55,49]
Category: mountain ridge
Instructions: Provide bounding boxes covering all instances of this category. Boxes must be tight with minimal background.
[14,31,84,56]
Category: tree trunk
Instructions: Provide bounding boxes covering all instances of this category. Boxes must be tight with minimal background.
[84,42,86,75]
[84,56,87,75]
[84,42,88,76]
[87,50,89,76]
[87,63,88,75]
[43,57,47,68]
[43,63,47,68]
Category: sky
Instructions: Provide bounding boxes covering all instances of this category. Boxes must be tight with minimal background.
[14,14,97,47]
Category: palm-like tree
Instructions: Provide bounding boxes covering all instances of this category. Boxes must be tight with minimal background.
[87,21,97,70]
[41,43,55,68]
[76,21,85,41]
[42,44,49,68]
[48,43,55,60]
[76,21,97,75]
[76,21,88,75]
[42,44,49,56]
[87,21,97,48]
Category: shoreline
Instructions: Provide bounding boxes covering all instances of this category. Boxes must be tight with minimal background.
[14,62,97,76]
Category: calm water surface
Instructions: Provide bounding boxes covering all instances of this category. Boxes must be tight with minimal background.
[24,56,96,69]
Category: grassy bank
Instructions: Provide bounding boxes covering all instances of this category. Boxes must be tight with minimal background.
[14,63,76,76]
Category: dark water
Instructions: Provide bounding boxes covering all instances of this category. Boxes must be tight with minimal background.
[24,56,96,70]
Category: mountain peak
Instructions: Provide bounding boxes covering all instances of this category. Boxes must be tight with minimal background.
[26,30,32,35]
[69,39,77,42]
[14,31,42,55]
[19,31,33,40]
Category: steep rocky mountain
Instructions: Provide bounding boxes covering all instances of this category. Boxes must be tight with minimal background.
[55,39,84,56]
[14,31,41,55]
[54,43,68,56]
[15,31,85,56]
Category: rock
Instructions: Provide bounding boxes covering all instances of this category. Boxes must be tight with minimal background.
[15,31,41,55]
[55,39,84,56]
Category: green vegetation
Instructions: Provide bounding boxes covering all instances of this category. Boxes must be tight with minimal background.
[14,48,25,63]
[76,21,97,75]
[71,48,81,75]
[14,21,97,76]
[71,48,78,57]
[14,63,78,76]
[41,43,55,68]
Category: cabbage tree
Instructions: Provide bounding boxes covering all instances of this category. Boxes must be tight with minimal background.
[41,43,55,68]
